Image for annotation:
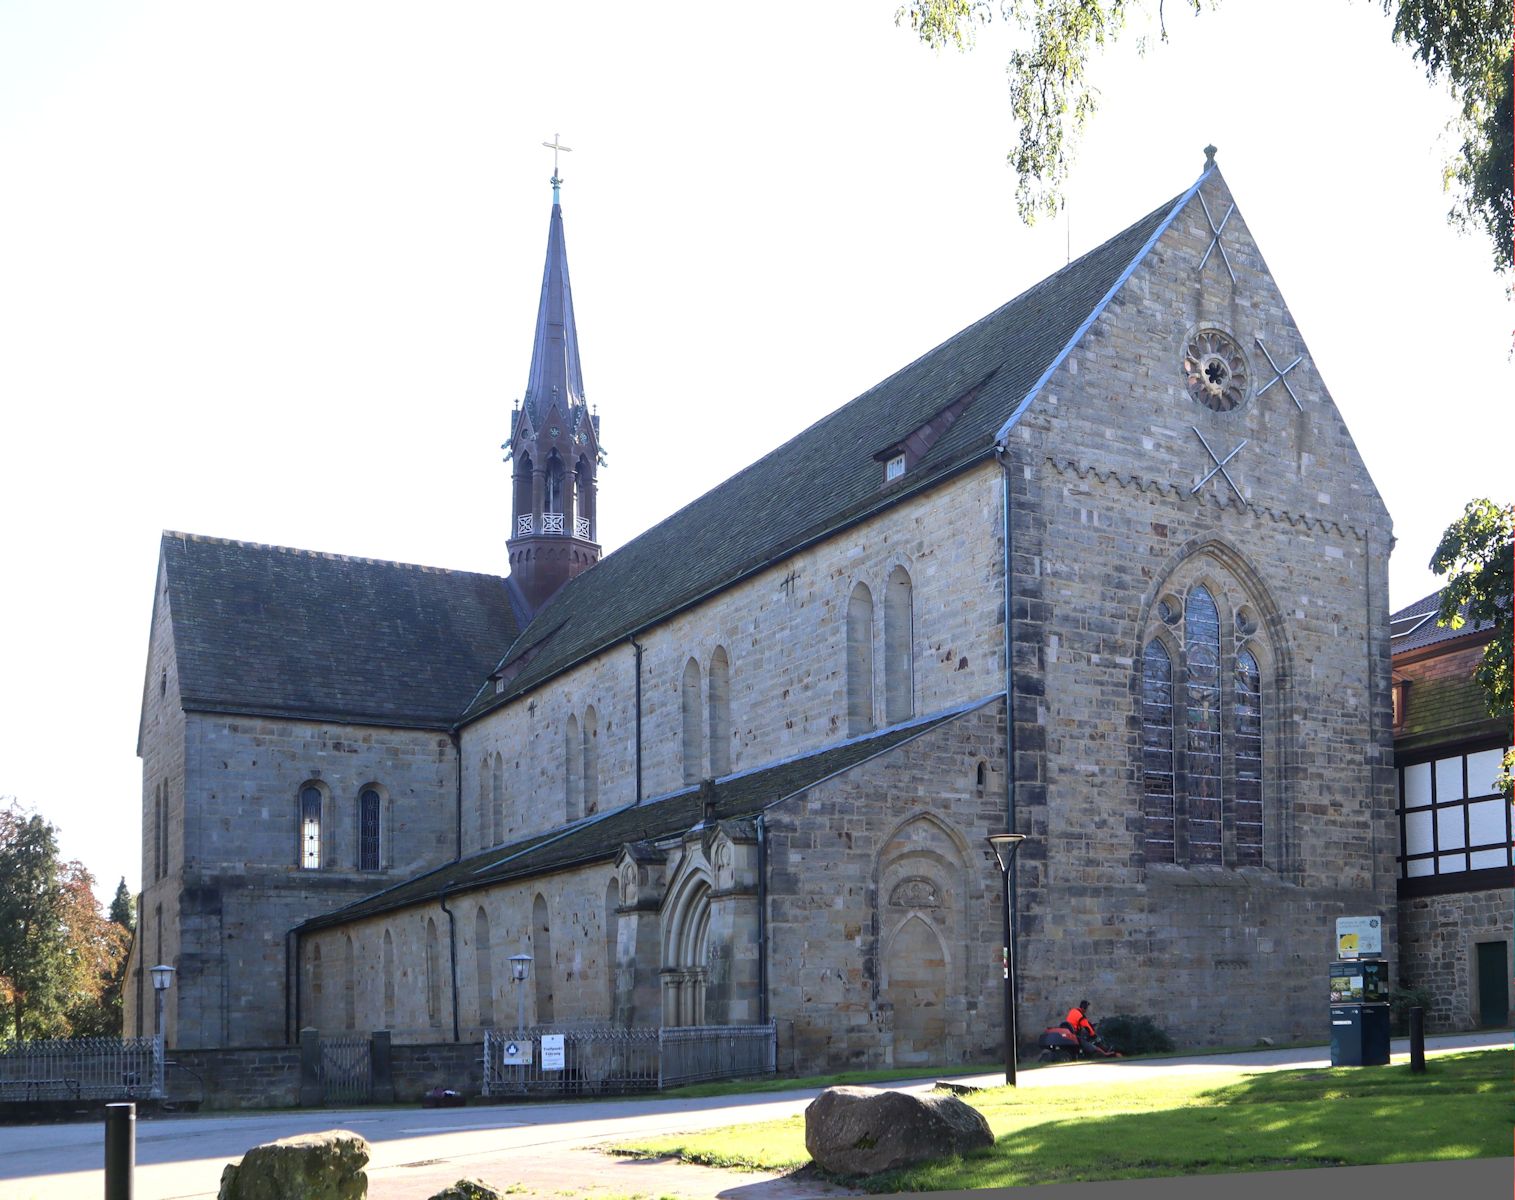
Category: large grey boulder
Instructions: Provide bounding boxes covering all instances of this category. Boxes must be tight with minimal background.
[218,1129,370,1200]
[804,1085,994,1176]
[427,1182,509,1200]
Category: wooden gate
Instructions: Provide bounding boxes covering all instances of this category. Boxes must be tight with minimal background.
[319,1034,372,1105]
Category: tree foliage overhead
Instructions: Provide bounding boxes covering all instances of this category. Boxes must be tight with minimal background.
[1431,498,1514,718]
[895,0,1514,272]
[1429,498,1513,799]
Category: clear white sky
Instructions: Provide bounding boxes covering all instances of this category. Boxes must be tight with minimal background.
[1,2,1510,901]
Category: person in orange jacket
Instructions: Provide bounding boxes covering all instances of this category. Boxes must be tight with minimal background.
[1063,999,1118,1056]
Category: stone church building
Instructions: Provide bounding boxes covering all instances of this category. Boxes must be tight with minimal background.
[125,151,1401,1068]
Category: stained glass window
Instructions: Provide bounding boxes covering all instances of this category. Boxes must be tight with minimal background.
[1141,640,1175,864]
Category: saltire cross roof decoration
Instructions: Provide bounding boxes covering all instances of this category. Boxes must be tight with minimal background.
[1191,427,1248,499]
[1254,337,1305,410]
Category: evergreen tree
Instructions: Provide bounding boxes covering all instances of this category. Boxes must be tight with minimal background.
[109,879,136,933]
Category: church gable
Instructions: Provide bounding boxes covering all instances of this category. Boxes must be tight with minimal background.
[1019,163,1390,538]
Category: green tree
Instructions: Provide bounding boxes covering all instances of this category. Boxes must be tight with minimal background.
[0,802,69,1041]
[896,0,1514,273]
[108,878,136,933]
[1429,498,1514,796]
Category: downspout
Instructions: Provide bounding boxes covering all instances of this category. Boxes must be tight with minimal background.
[628,636,645,804]
[439,895,462,1042]
[449,730,463,860]
[995,446,1018,837]
[995,445,1021,1035]
[756,814,769,1024]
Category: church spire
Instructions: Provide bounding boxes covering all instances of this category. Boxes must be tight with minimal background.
[523,135,584,422]
[505,144,604,616]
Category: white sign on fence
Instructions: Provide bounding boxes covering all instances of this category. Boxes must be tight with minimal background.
[540,1033,565,1072]
[1335,916,1382,959]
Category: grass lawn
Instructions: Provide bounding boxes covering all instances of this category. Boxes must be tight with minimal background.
[608,1048,1513,1191]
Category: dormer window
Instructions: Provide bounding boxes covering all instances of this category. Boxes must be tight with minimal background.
[885,454,906,483]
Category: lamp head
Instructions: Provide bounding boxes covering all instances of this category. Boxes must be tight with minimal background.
[985,832,1027,873]
[509,953,533,982]
[150,963,176,992]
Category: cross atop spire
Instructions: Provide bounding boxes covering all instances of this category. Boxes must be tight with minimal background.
[543,133,572,204]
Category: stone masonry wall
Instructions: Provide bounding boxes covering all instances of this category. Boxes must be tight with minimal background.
[300,856,623,1044]
[168,1046,303,1109]
[170,715,459,1049]
[996,169,1397,1047]
[459,466,1007,853]
[1398,888,1513,1031]
[127,558,189,1042]
[764,702,1008,1071]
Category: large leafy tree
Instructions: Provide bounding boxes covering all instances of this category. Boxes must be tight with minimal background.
[0,803,69,1041]
[0,803,132,1041]
[1429,498,1514,796]
[896,0,1514,273]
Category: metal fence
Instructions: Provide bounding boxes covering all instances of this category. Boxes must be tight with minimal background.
[482,1023,774,1097]
[660,1023,776,1087]
[0,1036,164,1101]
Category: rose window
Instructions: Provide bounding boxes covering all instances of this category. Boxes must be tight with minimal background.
[1184,330,1249,413]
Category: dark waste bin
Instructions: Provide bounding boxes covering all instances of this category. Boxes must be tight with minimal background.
[1330,1003,1390,1066]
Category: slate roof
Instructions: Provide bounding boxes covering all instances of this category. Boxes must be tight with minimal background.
[1390,588,1498,656]
[160,532,521,727]
[301,698,994,930]
[462,179,1199,722]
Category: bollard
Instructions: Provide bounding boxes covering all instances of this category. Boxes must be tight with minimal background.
[1409,1006,1426,1073]
[104,1102,135,1200]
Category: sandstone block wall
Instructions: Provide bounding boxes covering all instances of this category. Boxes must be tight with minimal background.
[1398,888,1513,1030]
[459,467,1008,852]
[994,171,1397,1047]
[159,713,459,1048]
[764,702,1008,1070]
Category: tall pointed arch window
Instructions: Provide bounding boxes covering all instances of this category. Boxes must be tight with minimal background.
[565,714,581,821]
[1140,640,1175,862]
[1184,587,1223,865]
[490,753,504,846]
[1234,648,1264,865]
[1140,580,1268,869]
[846,583,875,736]
[681,658,704,785]
[883,566,914,725]
[544,454,565,516]
[299,785,323,870]
[358,788,381,871]
[708,647,731,777]
[582,706,600,815]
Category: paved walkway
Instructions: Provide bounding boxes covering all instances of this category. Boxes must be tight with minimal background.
[368,1029,1509,1200]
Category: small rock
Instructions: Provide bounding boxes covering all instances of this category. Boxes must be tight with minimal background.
[219,1129,370,1200]
[1256,1036,1275,1047]
[804,1085,993,1176]
[428,1181,508,1200]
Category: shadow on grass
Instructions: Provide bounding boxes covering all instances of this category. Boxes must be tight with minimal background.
[855,1050,1513,1194]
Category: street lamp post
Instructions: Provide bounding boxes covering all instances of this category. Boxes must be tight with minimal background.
[509,953,532,1033]
[986,834,1027,1087]
[149,964,175,1100]
[149,964,175,1043]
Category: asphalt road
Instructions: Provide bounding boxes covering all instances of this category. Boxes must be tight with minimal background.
[2,1030,1505,1200]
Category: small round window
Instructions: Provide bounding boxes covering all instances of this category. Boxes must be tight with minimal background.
[1184,329,1249,413]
